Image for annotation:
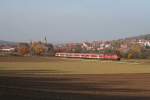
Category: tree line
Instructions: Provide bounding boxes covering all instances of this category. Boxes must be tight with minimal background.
[18,42,54,56]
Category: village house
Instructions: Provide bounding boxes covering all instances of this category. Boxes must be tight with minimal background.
[0,45,17,56]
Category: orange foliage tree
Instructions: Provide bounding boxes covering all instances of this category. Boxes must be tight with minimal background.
[18,47,30,56]
[31,42,46,56]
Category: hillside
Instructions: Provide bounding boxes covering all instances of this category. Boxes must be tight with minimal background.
[0,40,16,45]
[125,34,150,40]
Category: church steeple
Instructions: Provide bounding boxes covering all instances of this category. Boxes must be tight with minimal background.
[44,36,47,44]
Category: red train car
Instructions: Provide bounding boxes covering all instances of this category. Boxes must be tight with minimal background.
[55,53,120,60]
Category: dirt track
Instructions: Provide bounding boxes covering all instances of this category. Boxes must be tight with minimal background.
[1,74,150,100]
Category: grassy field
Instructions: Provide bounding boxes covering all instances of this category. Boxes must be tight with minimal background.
[0,57,150,75]
[1,57,150,100]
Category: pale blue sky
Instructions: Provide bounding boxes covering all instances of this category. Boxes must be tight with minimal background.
[0,0,150,43]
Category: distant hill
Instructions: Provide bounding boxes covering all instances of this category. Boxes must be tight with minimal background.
[0,40,16,45]
[125,34,150,40]
[136,34,150,40]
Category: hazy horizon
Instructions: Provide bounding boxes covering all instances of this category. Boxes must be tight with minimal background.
[0,0,150,43]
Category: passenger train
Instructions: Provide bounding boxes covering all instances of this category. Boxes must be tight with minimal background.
[55,53,120,60]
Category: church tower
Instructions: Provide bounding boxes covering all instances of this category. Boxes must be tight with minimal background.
[44,36,47,44]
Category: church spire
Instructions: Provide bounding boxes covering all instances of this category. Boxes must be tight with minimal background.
[44,36,47,44]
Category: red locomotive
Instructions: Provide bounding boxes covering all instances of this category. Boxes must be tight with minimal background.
[55,53,120,60]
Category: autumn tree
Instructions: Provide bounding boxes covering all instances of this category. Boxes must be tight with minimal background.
[127,44,143,59]
[18,43,30,56]
[31,42,46,56]
[19,48,30,56]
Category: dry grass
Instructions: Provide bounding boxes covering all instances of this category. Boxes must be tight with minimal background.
[0,57,150,75]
